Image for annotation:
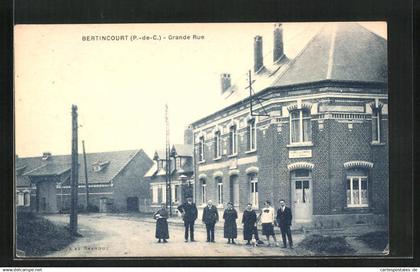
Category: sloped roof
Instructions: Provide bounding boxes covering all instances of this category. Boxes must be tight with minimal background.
[192,22,387,126]
[172,144,193,157]
[272,22,387,86]
[16,149,151,185]
[24,163,71,176]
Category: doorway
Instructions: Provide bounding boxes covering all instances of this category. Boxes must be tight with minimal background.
[291,169,313,223]
[127,197,139,212]
[229,175,239,207]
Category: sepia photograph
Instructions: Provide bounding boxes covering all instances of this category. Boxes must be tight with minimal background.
[14,21,389,258]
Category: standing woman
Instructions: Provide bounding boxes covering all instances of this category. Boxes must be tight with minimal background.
[223,202,238,244]
[154,202,169,243]
[242,203,258,245]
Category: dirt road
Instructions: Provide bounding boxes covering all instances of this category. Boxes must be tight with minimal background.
[45,214,303,257]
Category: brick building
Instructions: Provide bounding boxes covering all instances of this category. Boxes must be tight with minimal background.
[189,23,388,228]
[15,150,153,213]
[144,143,194,214]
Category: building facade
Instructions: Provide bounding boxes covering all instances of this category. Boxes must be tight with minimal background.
[145,143,194,214]
[189,23,388,228]
[15,150,153,213]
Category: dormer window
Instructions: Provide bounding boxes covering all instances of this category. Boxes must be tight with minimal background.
[92,161,110,172]
[41,152,52,160]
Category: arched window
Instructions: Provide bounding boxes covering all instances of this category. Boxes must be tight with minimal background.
[216,177,223,205]
[371,104,383,143]
[346,168,369,207]
[247,118,257,151]
[289,108,312,144]
[228,125,237,155]
[198,136,205,162]
[214,130,221,159]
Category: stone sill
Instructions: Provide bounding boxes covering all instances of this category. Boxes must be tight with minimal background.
[213,157,223,161]
[227,153,238,158]
[245,149,257,154]
[287,142,314,148]
[197,160,206,164]
[371,142,386,146]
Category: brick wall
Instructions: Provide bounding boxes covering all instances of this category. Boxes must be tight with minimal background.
[192,92,389,226]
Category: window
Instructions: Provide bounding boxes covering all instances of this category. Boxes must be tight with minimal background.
[24,192,30,206]
[249,173,258,208]
[176,157,181,170]
[198,136,205,161]
[201,179,207,205]
[157,186,162,204]
[372,107,381,143]
[214,131,221,158]
[228,125,237,155]
[16,192,24,206]
[247,119,257,151]
[290,109,312,144]
[216,177,223,205]
[174,184,180,202]
[346,176,368,207]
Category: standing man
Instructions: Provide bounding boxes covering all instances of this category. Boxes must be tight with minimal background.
[202,200,219,242]
[177,197,198,242]
[276,199,293,248]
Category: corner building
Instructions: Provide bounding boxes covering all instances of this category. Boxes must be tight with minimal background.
[189,23,388,228]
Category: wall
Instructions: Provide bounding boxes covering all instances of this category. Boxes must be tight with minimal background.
[112,150,153,212]
[191,89,389,227]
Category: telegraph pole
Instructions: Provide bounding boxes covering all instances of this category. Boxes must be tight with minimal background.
[165,104,172,216]
[69,105,79,235]
[82,140,89,212]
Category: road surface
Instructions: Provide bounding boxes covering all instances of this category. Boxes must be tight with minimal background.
[45,213,304,257]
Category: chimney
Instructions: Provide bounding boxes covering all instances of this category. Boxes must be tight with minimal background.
[184,125,193,145]
[220,73,231,94]
[254,35,264,73]
[273,23,284,62]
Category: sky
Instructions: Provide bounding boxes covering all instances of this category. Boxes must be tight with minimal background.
[14,22,387,158]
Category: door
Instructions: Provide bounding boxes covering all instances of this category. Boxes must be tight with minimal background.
[127,197,139,212]
[229,175,240,207]
[291,169,313,223]
[99,197,108,213]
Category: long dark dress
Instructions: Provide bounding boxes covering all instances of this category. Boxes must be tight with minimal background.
[223,208,238,238]
[242,209,257,240]
[154,208,169,239]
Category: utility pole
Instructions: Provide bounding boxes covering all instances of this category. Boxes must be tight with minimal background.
[82,140,89,212]
[70,105,79,235]
[165,104,172,216]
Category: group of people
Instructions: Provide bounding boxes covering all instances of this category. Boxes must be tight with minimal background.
[153,197,293,248]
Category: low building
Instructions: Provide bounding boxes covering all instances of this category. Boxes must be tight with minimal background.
[15,150,153,213]
[189,23,388,228]
[144,143,194,214]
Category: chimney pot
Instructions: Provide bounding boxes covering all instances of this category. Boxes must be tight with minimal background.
[273,23,284,62]
[220,73,232,94]
[254,36,264,73]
